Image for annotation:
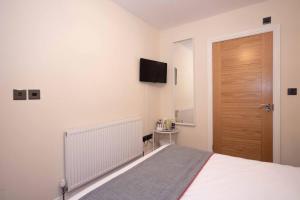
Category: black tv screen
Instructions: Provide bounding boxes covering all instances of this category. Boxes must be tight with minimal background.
[139,58,167,83]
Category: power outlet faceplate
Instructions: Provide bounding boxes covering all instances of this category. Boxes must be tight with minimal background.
[28,89,41,100]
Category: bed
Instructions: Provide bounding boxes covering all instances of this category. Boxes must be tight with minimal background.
[69,145,300,200]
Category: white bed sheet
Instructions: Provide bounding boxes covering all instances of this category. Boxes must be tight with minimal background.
[181,154,300,200]
[69,145,300,200]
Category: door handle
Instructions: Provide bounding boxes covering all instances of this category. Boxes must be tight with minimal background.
[260,104,274,112]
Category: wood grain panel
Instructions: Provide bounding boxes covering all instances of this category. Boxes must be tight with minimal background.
[222,138,262,160]
[213,32,273,162]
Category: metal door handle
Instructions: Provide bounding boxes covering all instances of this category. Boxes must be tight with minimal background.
[260,104,274,112]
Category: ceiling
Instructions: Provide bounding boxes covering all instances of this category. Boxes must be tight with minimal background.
[111,0,266,29]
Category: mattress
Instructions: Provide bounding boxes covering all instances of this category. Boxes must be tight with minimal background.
[69,145,300,200]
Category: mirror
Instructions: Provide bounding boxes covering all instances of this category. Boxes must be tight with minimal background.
[172,39,194,125]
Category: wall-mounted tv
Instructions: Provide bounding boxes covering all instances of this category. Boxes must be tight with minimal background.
[139,58,167,83]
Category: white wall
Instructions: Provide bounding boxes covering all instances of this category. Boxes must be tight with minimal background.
[1,0,300,199]
[159,0,300,166]
[0,0,160,199]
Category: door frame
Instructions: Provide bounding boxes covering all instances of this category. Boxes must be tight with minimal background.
[207,25,281,163]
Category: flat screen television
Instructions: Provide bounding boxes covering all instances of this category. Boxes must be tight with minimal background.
[139,58,167,83]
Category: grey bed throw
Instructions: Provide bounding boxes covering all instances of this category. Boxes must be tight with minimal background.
[80,145,213,200]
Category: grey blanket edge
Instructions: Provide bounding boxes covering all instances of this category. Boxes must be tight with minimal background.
[80,145,213,200]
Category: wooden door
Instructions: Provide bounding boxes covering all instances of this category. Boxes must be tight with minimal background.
[213,32,273,162]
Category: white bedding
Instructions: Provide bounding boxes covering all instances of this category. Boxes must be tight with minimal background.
[182,154,300,200]
[70,145,300,200]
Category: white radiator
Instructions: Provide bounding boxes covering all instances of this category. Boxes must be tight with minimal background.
[64,118,143,191]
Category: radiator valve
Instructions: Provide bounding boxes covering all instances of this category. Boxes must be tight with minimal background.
[60,179,67,200]
[60,179,66,188]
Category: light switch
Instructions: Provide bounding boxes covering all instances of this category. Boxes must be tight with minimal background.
[13,89,27,100]
[288,88,297,95]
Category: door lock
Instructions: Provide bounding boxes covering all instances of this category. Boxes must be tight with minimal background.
[260,104,274,112]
